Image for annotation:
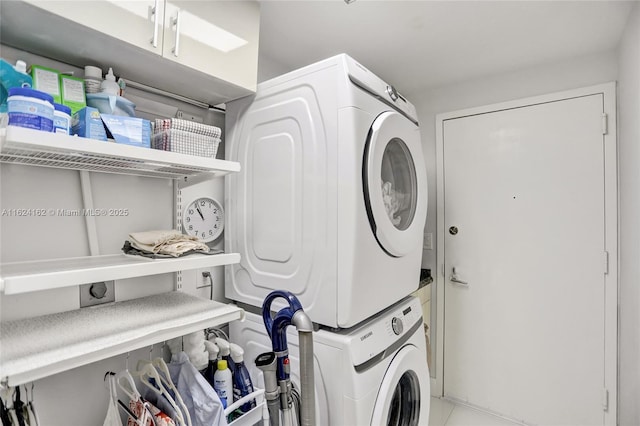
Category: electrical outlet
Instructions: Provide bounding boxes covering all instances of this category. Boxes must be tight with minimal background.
[197,269,213,289]
[80,281,115,307]
[423,233,433,250]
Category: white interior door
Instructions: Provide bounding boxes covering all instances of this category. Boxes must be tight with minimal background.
[441,94,613,425]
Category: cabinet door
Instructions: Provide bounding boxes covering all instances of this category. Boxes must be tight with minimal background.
[23,0,164,56]
[162,1,259,92]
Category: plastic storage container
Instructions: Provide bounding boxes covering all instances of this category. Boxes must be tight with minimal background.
[7,87,54,131]
[86,93,136,117]
[84,65,102,94]
[53,103,71,134]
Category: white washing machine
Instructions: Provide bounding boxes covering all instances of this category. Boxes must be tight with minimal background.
[225,54,428,328]
[230,296,430,425]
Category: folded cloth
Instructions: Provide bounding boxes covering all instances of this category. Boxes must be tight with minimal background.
[128,230,209,257]
[121,241,222,259]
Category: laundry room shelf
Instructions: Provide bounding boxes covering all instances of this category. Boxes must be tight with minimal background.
[0,291,245,386]
[0,126,240,179]
[0,252,241,295]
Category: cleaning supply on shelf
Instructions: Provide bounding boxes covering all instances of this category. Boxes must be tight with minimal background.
[214,337,235,375]
[0,59,32,113]
[101,67,120,96]
[30,64,62,104]
[7,87,54,132]
[229,343,256,413]
[53,103,71,134]
[84,65,102,94]
[213,359,233,409]
[60,74,87,115]
[203,340,219,388]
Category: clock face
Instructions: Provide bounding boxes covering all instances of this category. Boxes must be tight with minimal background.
[182,197,224,243]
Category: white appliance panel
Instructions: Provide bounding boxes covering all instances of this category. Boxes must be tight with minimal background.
[226,54,427,328]
[230,296,430,426]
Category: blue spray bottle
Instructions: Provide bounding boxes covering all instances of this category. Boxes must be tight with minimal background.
[229,343,256,412]
[203,340,220,388]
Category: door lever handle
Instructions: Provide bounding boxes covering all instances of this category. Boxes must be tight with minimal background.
[450,267,468,286]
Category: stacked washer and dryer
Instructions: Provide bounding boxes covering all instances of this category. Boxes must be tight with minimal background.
[225,54,430,425]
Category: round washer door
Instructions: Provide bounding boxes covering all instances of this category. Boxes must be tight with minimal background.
[364,111,428,257]
[370,344,430,426]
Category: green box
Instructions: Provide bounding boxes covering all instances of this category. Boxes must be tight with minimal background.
[30,65,61,104]
[60,75,86,115]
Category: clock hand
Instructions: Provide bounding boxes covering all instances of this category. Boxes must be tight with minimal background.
[195,204,205,221]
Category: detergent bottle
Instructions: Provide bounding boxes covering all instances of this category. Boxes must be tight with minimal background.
[213,359,233,409]
[100,67,120,96]
[0,59,32,113]
[229,343,256,412]
[203,340,219,388]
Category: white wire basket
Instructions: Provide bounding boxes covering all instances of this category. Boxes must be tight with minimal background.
[151,129,220,158]
[225,388,269,426]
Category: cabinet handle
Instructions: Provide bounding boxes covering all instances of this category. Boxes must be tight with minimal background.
[172,10,181,57]
[150,0,159,48]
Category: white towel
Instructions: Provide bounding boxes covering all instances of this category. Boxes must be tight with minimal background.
[129,230,209,257]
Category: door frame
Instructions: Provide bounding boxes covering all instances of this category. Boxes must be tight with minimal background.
[433,82,618,424]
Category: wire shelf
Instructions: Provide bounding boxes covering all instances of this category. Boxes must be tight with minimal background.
[0,126,239,179]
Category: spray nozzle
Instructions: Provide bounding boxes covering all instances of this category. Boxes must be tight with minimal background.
[214,337,230,356]
[105,67,116,82]
[204,340,219,361]
[229,343,245,363]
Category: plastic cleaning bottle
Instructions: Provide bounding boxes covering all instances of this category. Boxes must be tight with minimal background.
[100,67,120,96]
[213,359,233,409]
[214,337,235,375]
[0,59,33,113]
[203,340,219,388]
[229,343,256,412]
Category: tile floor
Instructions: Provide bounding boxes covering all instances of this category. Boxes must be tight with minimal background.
[429,397,523,426]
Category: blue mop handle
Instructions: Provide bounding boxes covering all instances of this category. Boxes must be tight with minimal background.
[262,290,303,336]
[262,291,304,381]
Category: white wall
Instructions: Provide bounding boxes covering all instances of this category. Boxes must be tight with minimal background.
[616,3,640,425]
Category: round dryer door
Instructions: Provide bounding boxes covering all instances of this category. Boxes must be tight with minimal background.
[364,111,428,257]
[370,344,430,426]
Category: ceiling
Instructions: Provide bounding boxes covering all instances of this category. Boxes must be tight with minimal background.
[258,0,635,94]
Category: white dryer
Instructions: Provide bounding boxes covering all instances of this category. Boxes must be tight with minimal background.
[230,296,430,426]
[225,54,428,328]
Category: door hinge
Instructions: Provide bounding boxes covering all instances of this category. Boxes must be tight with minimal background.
[602,113,608,135]
[604,251,609,275]
[602,388,609,411]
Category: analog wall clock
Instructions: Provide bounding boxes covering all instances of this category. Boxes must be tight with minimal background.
[182,196,224,243]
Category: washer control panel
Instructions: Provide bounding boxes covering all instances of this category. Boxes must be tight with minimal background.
[348,296,422,367]
[391,316,404,335]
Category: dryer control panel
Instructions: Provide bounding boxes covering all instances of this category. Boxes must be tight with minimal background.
[347,296,422,369]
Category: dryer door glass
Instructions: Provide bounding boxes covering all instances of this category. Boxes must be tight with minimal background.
[364,111,427,257]
[381,138,417,231]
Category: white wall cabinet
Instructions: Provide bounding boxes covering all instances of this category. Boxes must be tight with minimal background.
[162,1,260,92]
[0,126,243,386]
[0,0,260,105]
